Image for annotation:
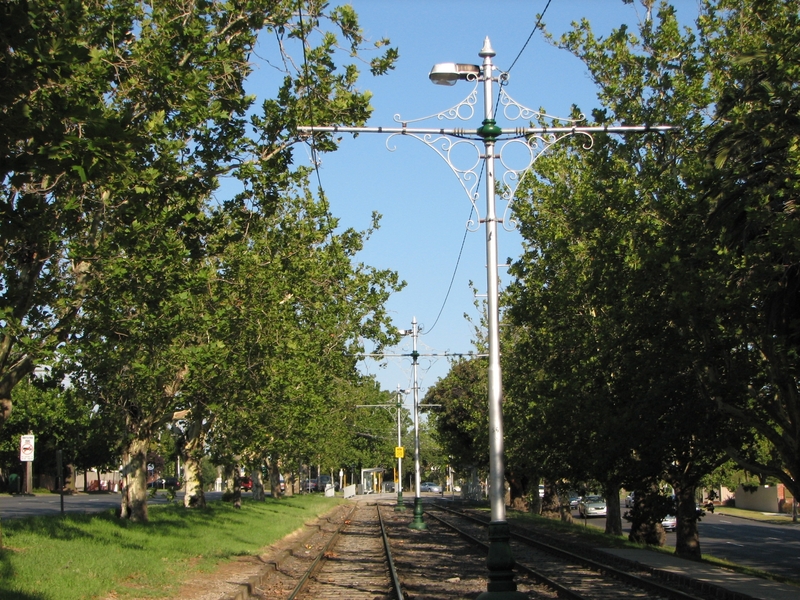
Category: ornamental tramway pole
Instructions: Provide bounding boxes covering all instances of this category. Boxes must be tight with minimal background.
[300,37,672,599]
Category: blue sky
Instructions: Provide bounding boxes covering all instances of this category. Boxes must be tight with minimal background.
[245,1,700,403]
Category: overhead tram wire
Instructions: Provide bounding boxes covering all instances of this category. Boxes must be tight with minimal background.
[424,0,554,336]
[507,0,553,74]
[297,2,329,229]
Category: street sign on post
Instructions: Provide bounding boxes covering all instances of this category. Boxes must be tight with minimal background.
[19,435,34,462]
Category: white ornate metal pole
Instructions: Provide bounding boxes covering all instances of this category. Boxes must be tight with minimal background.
[299,37,671,598]
[473,40,523,600]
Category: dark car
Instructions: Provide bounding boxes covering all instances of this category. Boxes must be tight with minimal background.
[147,477,181,490]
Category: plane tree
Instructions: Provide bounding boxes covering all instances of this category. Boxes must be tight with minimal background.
[426,357,489,473]
[700,0,800,510]
[38,0,397,521]
[0,0,396,427]
[503,0,760,554]
[185,196,402,506]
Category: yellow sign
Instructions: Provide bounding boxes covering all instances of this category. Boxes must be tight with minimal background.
[395,446,405,458]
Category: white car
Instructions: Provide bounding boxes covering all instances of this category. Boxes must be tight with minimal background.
[420,482,442,493]
[578,495,607,517]
[661,514,677,531]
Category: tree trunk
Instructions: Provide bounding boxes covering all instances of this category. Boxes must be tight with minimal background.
[0,356,34,429]
[282,469,293,496]
[120,437,149,522]
[0,397,10,429]
[269,460,283,499]
[506,471,530,511]
[231,464,242,508]
[182,413,206,508]
[628,483,666,546]
[603,482,623,536]
[251,465,265,501]
[182,452,205,508]
[559,500,574,524]
[541,482,561,520]
[66,464,76,492]
[674,482,702,559]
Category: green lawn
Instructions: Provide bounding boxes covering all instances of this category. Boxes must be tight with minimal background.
[713,505,798,524]
[0,495,342,600]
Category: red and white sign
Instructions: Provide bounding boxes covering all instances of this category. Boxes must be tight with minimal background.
[20,434,35,462]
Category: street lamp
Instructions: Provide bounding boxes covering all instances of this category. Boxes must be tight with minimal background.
[430,39,523,599]
[399,317,426,530]
[299,37,671,599]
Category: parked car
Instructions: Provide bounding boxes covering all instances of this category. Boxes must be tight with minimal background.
[301,479,318,492]
[420,482,442,493]
[147,477,181,490]
[578,495,607,517]
[239,477,252,492]
[569,495,582,510]
[661,514,677,531]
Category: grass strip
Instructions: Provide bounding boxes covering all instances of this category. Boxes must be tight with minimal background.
[713,505,798,524]
[0,495,342,600]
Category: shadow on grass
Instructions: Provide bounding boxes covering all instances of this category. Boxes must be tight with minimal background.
[3,496,336,547]
[0,549,47,600]
[3,513,108,541]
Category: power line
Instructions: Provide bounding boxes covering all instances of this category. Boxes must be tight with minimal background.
[507,0,554,74]
[426,1,554,335]
[297,3,327,208]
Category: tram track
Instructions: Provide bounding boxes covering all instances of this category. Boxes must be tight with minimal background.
[228,498,762,600]
[426,503,722,600]
[262,502,402,600]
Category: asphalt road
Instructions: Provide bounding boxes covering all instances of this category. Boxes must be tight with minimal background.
[574,503,800,580]
[0,491,225,520]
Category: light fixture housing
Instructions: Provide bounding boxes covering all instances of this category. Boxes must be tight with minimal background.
[428,62,481,86]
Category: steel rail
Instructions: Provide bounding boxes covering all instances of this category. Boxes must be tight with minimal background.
[286,504,357,600]
[431,504,708,600]
[377,505,405,600]
[424,510,586,600]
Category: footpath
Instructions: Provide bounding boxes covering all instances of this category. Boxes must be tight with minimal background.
[601,547,798,600]
[604,506,799,600]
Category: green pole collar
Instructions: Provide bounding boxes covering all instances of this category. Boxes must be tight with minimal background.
[477,119,502,142]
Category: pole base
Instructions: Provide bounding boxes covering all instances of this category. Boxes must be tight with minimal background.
[394,490,407,511]
[475,521,526,599]
[408,496,427,530]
